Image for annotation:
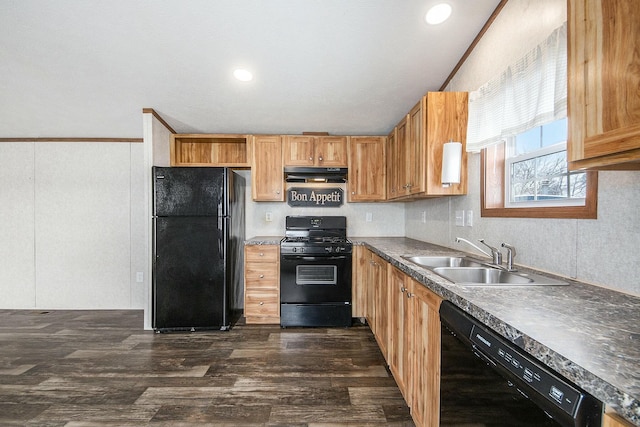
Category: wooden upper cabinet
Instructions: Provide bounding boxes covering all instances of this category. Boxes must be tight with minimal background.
[283,136,314,166]
[386,128,399,199]
[387,92,468,200]
[348,136,386,202]
[407,100,425,196]
[395,116,410,197]
[424,92,468,195]
[568,0,640,169]
[283,135,348,167]
[171,134,251,167]
[251,135,284,201]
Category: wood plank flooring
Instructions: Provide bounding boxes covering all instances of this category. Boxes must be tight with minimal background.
[0,310,414,426]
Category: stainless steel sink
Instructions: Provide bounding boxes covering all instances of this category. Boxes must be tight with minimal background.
[432,266,568,286]
[402,255,568,286]
[402,255,484,268]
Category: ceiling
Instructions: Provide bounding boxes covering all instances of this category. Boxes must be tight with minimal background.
[0,0,502,138]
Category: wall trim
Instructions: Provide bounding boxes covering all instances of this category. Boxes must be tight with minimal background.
[0,138,143,143]
[439,0,509,91]
[142,108,176,134]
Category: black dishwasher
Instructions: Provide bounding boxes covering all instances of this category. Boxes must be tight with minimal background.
[439,301,602,427]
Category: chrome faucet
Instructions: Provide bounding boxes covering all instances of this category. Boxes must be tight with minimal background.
[455,237,502,266]
[501,243,517,271]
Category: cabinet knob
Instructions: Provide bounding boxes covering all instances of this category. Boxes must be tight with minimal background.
[259,274,264,278]
[309,156,313,161]
[259,253,264,256]
[318,156,323,161]
[400,286,406,293]
[351,191,355,195]
[406,292,413,299]
[259,301,264,305]
[276,190,280,194]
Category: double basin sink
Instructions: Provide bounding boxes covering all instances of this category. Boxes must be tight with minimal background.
[402,255,568,286]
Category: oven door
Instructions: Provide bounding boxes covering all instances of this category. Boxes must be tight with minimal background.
[280,254,352,303]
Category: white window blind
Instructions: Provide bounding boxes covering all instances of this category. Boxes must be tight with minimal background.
[466,22,567,152]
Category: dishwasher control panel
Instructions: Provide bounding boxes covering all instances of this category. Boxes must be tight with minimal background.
[439,301,603,427]
[469,324,581,415]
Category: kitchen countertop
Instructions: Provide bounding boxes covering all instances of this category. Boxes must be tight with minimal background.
[245,236,640,426]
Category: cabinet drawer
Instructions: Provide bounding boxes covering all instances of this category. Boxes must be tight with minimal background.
[245,264,279,288]
[245,245,279,262]
[245,291,279,317]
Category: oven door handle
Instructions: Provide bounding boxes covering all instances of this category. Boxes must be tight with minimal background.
[281,255,348,261]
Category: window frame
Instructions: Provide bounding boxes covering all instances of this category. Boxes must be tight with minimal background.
[480,142,597,219]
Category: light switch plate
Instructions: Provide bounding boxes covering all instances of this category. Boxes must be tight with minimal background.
[455,210,465,227]
[465,210,473,227]
[366,212,373,222]
[265,212,273,222]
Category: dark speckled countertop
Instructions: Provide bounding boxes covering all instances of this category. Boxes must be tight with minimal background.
[246,236,640,426]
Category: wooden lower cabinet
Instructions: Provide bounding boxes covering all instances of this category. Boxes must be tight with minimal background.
[362,247,389,359]
[244,245,280,324]
[372,252,389,360]
[603,412,636,427]
[352,245,367,318]
[389,266,410,399]
[408,278,442,427]
[364,259,442,427]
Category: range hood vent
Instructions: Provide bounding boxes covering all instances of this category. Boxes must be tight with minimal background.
[284,167,348,183]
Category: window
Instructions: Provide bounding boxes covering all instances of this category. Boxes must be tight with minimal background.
[505,118,586,207]
[481,122,597,219]
[469,22,597,219]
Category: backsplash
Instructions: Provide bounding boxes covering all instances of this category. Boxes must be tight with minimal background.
[238,170,406,239]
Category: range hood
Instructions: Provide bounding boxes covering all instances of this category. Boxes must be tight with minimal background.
[284,167,348,183]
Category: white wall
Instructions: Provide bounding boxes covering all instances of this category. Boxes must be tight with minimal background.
[406,0,640,296]
[0,141,146,309]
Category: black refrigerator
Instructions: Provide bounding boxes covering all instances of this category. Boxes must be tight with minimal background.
[153,167,244,332]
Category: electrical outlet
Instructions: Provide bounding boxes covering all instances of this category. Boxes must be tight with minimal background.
[455,210,465,227]
[265,212,272,222]
[136,272,143,283]
[366,212,373,222]
[465,210,473,227]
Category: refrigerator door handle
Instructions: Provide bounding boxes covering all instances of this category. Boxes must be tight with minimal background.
[218,216,224,260]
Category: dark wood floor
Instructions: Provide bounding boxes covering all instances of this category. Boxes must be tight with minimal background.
[0,310,414,426]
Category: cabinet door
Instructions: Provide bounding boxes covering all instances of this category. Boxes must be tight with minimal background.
[283,136,314,166]
[409,280,442,427]
[348,136,386,202]
[316,136,348,167]
[251,135,284,201]
[408,100,425,195]
[386,128,399,199]
[396,116,410,197]
[424,92,468,195]
[351,245,367,318]
[372,253,389,360]
[389,266,409,398]
[568,0,640,169]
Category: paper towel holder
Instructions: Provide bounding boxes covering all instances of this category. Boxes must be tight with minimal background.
[441,140,462,187]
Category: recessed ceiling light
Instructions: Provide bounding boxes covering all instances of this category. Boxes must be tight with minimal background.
[233,68,253,82]
[425,3,452,25]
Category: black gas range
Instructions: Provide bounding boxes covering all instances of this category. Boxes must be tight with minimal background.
[280,216,352,327]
